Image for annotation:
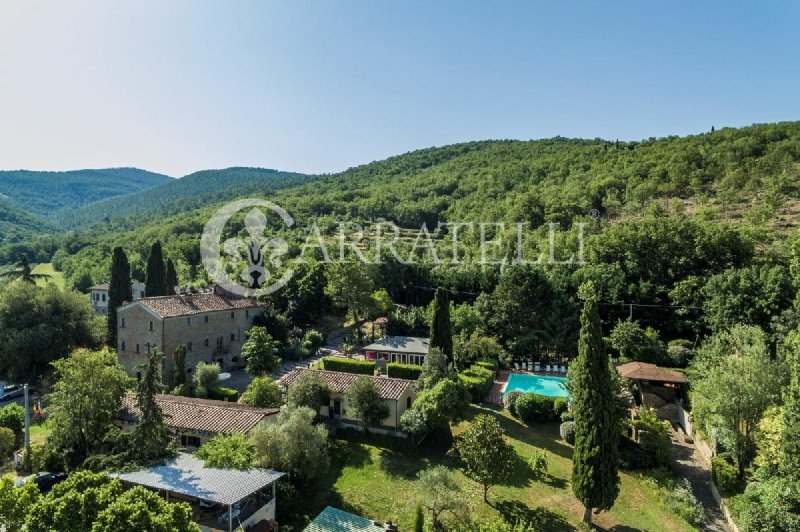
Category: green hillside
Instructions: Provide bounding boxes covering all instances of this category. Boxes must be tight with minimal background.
[54,167,316,229]
[0,167,171,216]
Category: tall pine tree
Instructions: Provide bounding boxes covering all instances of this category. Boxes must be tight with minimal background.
[571,281,619,525]
[166,259,179,295]
[782,330,800,478]
[145,241,168,297]
[429,288,453,366]
[108,247,132,348]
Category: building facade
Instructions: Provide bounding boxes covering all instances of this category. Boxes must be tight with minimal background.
[279,368,416,434]
[115,285,264,377]
[362,336,430,369]
[89,281,145,316]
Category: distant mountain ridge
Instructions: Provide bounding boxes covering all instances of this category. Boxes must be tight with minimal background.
[54,167,317,229]
[0,168,172,216]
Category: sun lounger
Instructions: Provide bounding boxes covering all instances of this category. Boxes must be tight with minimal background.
[545,364,551,373]
[560,365,567,374]
[514,362,520,370]
[534,362,540,372]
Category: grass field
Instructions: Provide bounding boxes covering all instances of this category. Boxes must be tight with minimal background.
[32,263,66,289]
[290,405,695,531]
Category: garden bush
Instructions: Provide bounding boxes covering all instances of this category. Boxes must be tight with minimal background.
[321,357,375,375]
[503,390,523,416]
[712,454,742,494]
[474,358,499,371]
[387,363,423,380]
[458,364,495,403]
[0,427,15,459]
[210,386,239,402]
[553,397,568,418]
[559,421,575,444]
[731,477,800,532]
[666,479,705,527]
[528,450,548,479]
[514,393,556,423]
[0,403,24,445]
[632,408,671,468]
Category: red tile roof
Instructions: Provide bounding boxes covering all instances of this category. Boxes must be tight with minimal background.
[279,369,413,401]
[133,292,262,318]
[616,361,689,384]
[119,394,279,434]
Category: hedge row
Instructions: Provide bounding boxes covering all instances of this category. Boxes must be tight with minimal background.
[321,357,376,375]
[387,363,423,380]
[505,392,568,423]
[458,359,498,402]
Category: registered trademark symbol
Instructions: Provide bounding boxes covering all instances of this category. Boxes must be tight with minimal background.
[588,208,600,220]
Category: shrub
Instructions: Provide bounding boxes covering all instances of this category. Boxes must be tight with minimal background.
[321,357,375,375]
[171,383,193,397]
[733,477,800,532]
[618,436,657,470]
[553,397,568,417]
[24,442,65,473]
[666,479,705,527]
[209,386,239,402]
[474,359,499,371]
[667,344,693,368]
[0,427,15,459]
[387,363,423,380]
[302,330,326,354]
[528,450,548,479]
[559,421,575,444]
[458,364,495,403]
[712,454,742,494]
[632,408,672,468]
[560,410,573,422]
[503,390,523,416]
[239,377,282,407]
[514,393,556,423]
[0,404,24,445]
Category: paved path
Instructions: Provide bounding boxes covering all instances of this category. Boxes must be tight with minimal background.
[669,429,729,532]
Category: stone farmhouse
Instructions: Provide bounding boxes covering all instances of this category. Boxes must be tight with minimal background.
[89,280,146,316]
[115,285,264,377]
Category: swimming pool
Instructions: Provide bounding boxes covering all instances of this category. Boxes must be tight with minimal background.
[503,373,568,398]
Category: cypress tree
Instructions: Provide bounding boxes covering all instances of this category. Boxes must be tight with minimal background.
[782,332,800,478]
[571,281,619,525]
[145,241,168,297]
[108,247,132,348]
[132,349,173,463]
[429,288,453,366]
[166,259,179,295]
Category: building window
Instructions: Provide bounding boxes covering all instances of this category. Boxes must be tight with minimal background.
[149,321,154,331]
[101,294,106,302]
[230,311,235,319]
[216,336,223,350]
[186,367,192,374]
[204,315,209,323]
[407,397,412,408]
[135,371,141,381]
[230,333,235,342]
[146,343,151,354]
[135,344,140,354]
[245,310,249,318]
[120,341,126,351]
[187,318,191,326]
[180,435,202,448]
[120,318,126,328]
[204,338,209,348]
[187,342,192,352]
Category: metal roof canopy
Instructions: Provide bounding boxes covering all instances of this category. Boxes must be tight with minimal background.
[362,336,429,354]
[304,506,387,532]
[112,453,284,505]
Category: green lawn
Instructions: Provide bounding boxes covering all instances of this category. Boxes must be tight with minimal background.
[289,405,695,531]
[32,263,66,289]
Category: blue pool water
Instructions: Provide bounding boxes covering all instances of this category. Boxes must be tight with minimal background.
[503,373,568,398]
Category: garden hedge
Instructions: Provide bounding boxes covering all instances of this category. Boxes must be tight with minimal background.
[386,363,423,380]
[321,357,376,375]
[712,454,742,494]
[459,364,495,402]
[514,393,558,423]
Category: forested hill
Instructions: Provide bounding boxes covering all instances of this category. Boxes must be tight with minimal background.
[53,167,316,230]
[0,168,171,216]
[277,121,800,229]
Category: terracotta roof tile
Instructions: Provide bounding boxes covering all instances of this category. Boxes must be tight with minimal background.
[119,394,278,434]
[279,369,413,401]
[616,361,689,384]
[134,292,262,318]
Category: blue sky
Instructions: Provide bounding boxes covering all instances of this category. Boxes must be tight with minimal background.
[0,1,798,177]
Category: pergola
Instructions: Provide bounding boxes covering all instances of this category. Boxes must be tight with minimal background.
[616,361,690,403]
[112,453,284,532]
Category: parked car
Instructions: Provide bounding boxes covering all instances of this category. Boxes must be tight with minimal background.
[15,472,67,492]
[0,385,25,402]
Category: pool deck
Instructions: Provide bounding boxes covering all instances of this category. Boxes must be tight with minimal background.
[484,369,569,404]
